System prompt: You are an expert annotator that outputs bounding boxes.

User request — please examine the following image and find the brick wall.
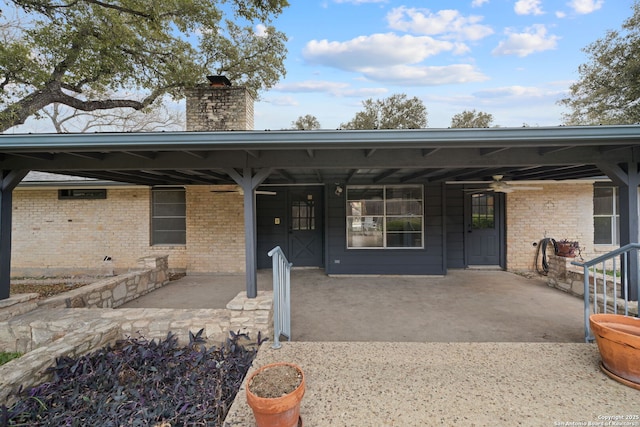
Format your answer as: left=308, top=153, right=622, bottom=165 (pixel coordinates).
left=185, top=85, right=254, bottom=131
left=11, top=187, right=245, bottom=276
left=506, top=182, right=597, bottom=271
left=186, top=186, right=245, bottom=272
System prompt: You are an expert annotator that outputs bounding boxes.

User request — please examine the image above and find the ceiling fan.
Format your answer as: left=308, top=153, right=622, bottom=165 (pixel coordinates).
left=210, top=185, right=277, bottom=195
left=467, top=175, right=542, bottom=193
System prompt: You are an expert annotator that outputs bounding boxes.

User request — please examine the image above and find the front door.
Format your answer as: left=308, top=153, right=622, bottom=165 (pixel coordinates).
left=465, top=192, right=503, bottom=266
left=288, top=188, right=323, bottom=266
left=256, top=186, right=324, bottom=268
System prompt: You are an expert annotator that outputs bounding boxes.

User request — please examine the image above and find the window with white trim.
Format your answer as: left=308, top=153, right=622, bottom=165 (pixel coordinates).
left=346, top=185, right=423, bottom=249
left=594, top=186, right=619, bottom=245
left=151, top=187, right=186, bottom=245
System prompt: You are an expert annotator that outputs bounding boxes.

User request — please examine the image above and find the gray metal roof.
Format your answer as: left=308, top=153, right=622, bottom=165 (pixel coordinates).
left=1, top=125, right=639, bottom=186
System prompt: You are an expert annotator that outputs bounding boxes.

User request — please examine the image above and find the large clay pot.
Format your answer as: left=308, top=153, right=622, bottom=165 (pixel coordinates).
left=246, top=362, right=305, bottom=427
left=590, top=313, right=640, bottom=389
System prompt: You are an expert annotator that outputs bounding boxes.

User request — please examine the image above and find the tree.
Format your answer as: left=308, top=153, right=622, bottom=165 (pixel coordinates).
left=43, top=99, right=185, bottom=133
left=0, top=0, right=288, bottom=133
left=340, top=94, right=427, bottom=130
left=291, top=114, right=320, bottom=130
left=450, top=109, right=494, bottom=128
left=559, top=2, right=640, bottom=125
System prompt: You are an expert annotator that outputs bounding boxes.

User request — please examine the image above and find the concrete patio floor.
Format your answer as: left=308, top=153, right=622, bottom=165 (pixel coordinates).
left=121, top=269, right=640, bottom=425
left=121, top=269, right=585, bottom=342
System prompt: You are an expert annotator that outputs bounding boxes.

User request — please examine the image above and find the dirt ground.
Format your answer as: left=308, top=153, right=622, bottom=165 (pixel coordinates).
left=10, top=272, right=186, bottom=298
left=10, top=280, right=94, bottom=298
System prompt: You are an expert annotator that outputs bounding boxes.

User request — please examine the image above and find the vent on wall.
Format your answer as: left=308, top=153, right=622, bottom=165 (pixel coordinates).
left=58, top=189, right=107, bottom=200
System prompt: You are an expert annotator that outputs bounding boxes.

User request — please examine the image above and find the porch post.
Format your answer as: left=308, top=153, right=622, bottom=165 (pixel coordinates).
left=598, top=161, right=640, bottom=301
left=225, top=168, right=271, bottom=298
left=0, top=170, right=29, bottom=300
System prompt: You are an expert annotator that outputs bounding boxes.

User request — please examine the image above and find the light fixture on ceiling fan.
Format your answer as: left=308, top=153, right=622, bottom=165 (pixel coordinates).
left=464, top=175, right=542, bottom=193
left=488, top=175, right=542, bottom=193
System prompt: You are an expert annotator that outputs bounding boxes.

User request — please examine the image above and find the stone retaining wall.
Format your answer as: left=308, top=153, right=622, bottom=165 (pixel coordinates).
left=546, top=254, right=638, bottom=315
left=0, top=256, right=274, bottom=405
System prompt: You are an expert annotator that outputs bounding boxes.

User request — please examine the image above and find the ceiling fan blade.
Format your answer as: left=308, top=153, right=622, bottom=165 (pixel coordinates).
left=509, top=186, right=542, bottom=191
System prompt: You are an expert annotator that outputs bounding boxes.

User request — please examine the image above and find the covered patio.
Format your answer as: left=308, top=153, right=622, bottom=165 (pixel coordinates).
left=121, top=268, right=585, bottom=343
left=1, top=125, right=640, bottom=300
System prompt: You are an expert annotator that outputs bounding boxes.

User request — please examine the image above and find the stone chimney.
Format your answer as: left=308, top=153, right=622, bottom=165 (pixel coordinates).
left=185, top=76, right=254, bottom=131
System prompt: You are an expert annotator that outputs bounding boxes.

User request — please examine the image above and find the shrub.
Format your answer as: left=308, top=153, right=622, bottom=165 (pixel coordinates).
left=0, top=353, right=21, bottom=366
left=1, top=330, right=265, bottom=426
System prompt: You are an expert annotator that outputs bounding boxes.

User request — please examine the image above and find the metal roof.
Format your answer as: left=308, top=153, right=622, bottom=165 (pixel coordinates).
left=2, top=125, right=639, bottom=186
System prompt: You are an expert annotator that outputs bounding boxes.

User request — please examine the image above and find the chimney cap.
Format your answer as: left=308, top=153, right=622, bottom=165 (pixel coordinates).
left=207, top=75, right=232, bottom=86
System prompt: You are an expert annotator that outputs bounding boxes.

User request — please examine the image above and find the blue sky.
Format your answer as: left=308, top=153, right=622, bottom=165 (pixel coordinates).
left=253, top=0, right=635, bottom=130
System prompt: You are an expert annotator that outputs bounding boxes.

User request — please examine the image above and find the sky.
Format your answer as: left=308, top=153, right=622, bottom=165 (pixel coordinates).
left=252, top=0, right=635, bottom=130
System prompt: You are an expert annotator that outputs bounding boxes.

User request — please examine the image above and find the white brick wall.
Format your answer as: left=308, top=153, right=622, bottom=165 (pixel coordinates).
left=506, top=182, right=598, bottom=271
left=11, top=187, right=246, bottom=276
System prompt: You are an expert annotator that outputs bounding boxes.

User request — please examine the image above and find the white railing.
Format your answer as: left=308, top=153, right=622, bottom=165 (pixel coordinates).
left=268, top=246, right=292, bottom=349
left=572, top=243, right=640, bottom=342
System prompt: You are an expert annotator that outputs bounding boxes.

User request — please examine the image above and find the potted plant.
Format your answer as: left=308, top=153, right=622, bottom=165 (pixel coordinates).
left=246, top=362, right=305, bottom=427
left=555, top=239, right=580, bottom=258
left=589, top=314, right=640, bottom=390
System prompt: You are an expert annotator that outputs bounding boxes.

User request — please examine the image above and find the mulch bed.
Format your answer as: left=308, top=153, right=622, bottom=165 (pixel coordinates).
left=10, top=272, right=186, bottom=298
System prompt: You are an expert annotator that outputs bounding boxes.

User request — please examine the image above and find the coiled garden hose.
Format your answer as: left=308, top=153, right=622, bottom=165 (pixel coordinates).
left=535, top=237, right=557, bottom=275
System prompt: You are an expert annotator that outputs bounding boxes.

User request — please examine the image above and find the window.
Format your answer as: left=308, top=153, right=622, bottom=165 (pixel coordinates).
left=292, top=200, right=315, bottom=231
left=58, top=189, right=106, bottom=200
left=594, top=186, right=619, bottom=245
left=471, top=194, right=495, bottom=229
left=346, top=185, right=423, bottom=249
left=152, top=188, right=186, bottom=245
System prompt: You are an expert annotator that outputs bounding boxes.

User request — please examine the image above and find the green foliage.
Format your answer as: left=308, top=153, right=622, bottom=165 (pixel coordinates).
left=340, top=93, right=428, bottom=130
left=450, top=109, right=494, bottom=128
left=386, top=218, right=421, bottom=231
left=291, top=114, right=321, bottom=130
left=0, top=0, right=289, bottom=132
left=559, top=2, right=640, bottom=125
left=2, top=330, right=265, bottom=425
left=0, top=352, right=21, bottom=365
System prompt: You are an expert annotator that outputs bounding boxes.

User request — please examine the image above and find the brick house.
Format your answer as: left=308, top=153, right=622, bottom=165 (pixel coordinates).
left=1, top=79, right=639, bottom=300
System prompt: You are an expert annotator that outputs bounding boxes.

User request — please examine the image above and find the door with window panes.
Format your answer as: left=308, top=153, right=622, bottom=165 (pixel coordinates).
left=465, top=192, right=502, bottom=266
left=288, top=188, right=323, bottom=266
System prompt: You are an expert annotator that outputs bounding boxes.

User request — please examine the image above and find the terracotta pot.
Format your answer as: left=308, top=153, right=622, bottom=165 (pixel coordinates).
left=589, top=314, right=640, bottom=389
left=246, top=362, right=305, bottom=427
left=556, top=242, right=576, bottom=258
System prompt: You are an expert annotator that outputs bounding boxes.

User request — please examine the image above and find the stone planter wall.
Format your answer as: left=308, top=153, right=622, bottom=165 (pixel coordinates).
left=0, top=255, right=274, bottom=405
left=546, top=254, right=637, bottom=315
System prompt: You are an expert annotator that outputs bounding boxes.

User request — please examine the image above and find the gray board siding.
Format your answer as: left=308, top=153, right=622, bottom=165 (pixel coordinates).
left=446, top=186, right=466, bottom=269
left=325, top=183, right=445, bottom=275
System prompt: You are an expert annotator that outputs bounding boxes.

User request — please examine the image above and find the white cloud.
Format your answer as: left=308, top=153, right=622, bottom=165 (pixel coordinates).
left=274, top=80, right=348, bottom=93
left=474, top=85, right=547, bottom=99
left=492, top=24, right=559, bottom=57
left=262, top=96, right=299, bottom=107
left=567, top=0, right=604, bottom=14
left=471, top=0, right=489, bottom=7
left=255, top=24, right=267, bottom=37
left=303, top=33, right=456, bottom=71
left=361, top=64, right=489, bottom=86
left=273, top=80, right=388, bottom=98
left=555, top=11, right=567, bottom=18
left=386, top=7, right=493, bottom=41
left=514, top=0, right=544, bottom=15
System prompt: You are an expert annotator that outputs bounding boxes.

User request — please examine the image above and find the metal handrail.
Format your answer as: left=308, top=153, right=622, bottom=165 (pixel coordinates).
left=268, top=246, right=292, bottom=349
left=572, top=243, right=640, bottom=342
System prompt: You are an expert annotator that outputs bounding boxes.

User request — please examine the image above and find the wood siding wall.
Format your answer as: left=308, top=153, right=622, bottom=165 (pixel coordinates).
left=325, top=183, right=445, bottom=275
